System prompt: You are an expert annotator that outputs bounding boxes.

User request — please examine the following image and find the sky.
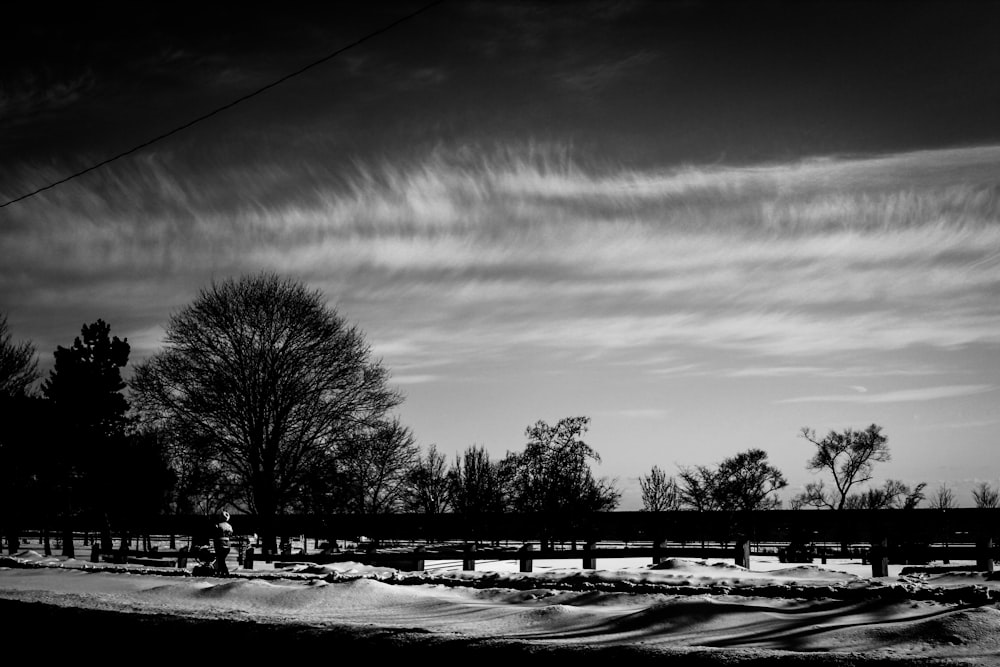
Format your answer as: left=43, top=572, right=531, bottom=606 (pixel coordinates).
left=2, top=1, right=999, bottom=509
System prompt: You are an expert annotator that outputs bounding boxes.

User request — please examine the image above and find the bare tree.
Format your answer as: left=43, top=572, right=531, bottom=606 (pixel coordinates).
left=338, top=418, right=420, bottom=514
left=132, top=273, right=401, bottom=553
left=639, top=465, right=680, bottom=511
left=449, top=445, right=511, bottom=515
left=928, top=483, right=957, bottom=510
left=0, top=314, right=38, bottom=399
left=713, top=449, right=787, bottom=511
left=677, top=464, right=719, bottom=511
left=794, top=424, right=890, bottom=510
left=0, top=316, right=42, bottom=555
left=679, top=450, right=786, bottom=512
left=972, top=482, right=1000, bottom=508
left=844, top=479, right=926, bottom=509
left=507, top=416, right=620, bottom=514
left=406, top=444, right=452, bottom=513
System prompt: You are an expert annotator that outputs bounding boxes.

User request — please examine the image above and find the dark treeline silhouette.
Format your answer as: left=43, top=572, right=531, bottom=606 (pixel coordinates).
left=0, top=275, right=622, bottom=555
left=1, top=317, right=173, bottom=556
left=0, top=274, right=985, bottom=557
left=639, top=425, right=932, bottom=516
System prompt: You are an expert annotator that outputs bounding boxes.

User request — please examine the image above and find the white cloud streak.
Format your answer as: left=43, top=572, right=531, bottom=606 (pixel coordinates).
left=777, top=385, right=996, bottom=404
left=3, top=143, right=1000, bottom=372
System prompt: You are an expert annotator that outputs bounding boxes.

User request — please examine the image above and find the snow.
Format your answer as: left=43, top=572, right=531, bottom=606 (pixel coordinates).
left=3, top=547, right=999, bottom=665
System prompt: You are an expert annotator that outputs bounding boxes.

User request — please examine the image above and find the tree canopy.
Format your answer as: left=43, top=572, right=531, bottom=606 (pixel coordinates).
left=406, top=444, right=452, bottom=514
left=449, top=445, right=511, bottom=515
left=40, top=319, right=133, bottom=553
left=0, top=314, right=38, bottom=399
left=507, top=416, right=620, bottom=515
left=639, top=464, right=680, bottom=512
left=678, top=449, right=786, bottom=512
left=42, top=319, right=130, bottom=436
left=132, top=273, right=402, bottom=551
left=712, top=448, right=787, bottom=511
left=794, top=424, right=891, bottom=510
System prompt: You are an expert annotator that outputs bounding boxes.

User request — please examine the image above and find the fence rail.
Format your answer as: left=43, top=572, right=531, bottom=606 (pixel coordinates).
left=9, top=507, right=991, bottom=539
left=74, top=541, right=1000, bottom=577
left=6, top=508, right=999, bottom=578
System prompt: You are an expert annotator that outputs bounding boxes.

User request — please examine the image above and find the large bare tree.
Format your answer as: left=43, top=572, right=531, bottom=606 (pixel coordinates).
left=132, top=274, right=401, bottom=553
left=793, top=424, right=891, bottom=510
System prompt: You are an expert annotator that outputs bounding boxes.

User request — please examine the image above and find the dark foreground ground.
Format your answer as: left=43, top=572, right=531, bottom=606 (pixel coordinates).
left=2, top=599, right=971, bottom=666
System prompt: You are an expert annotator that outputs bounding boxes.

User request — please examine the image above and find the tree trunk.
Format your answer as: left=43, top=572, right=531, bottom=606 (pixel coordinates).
left=61, top=525, right=75, bottom=558
left=100, top=513, right=113, bottom=554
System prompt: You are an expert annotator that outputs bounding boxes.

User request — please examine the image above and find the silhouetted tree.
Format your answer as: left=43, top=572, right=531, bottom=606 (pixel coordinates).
left=678, top=464, right=719, bottom=511
left=0, top=315, right=40, bottom=553
left=712, top=448, right=787, bottom=511
left=0, top=314, right=38, bottom=399
left=42, top=319, right=131, bottom=555
left=132, top=274, right=401, bottom=554
left=843, top=479, right=926, bottom=509
left=117, top=427, right=177, bottom=547
left=337, top=417, right=419, bottom=514
left=167, top=432, right=241, bottom=516
left=449, top=445, right=510, bottom=515
left=793, top=424, right=891, bottom=510
left=508, top=416, right=620, bottom=516
left=972, top=482, right=1000, bottom=508
left=928, top=483, right=957, bottom=510
left=639, top=465, right=680, bottom=511
left=678, top=450, right=786, bottom=512
left=406, top=444, right=452, bottom=513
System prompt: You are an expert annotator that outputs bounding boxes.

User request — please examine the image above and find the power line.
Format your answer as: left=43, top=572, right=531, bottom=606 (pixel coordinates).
left=1, top=0, right=447, bottom=209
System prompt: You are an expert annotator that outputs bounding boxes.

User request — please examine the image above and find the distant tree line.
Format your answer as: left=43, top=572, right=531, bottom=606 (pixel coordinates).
left=0, top=275, right=620, bottom=556
left=0, top=315, right=169, bottom=557
left=638, top=423, right=953, bottom=514
left=3, top=274, right=998, bottom=558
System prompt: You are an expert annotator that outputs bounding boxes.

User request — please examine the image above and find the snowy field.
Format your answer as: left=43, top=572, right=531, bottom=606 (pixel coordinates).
left=3, top=543, right=999, bottom=665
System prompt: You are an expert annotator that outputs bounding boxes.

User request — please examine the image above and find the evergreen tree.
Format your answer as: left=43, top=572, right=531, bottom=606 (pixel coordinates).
left=42, top=319, right=131, bottom=554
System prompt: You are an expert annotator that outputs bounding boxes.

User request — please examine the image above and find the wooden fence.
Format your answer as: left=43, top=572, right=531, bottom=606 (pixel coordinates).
left=6, top=508, right=999, bottom=577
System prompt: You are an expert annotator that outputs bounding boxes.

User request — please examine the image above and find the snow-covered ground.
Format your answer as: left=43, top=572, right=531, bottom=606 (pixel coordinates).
left=3, top=544, right=999, bottom=665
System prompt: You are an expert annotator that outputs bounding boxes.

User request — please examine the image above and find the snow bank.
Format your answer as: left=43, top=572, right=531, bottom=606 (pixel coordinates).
left=3, top=553, right=1000, bottom=665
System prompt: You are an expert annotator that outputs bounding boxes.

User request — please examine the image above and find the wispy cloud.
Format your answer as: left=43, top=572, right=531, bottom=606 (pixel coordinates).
left=4, top=143, right=1000, bottom=371
left=726, top=364, right=946, bottom=379
left=389, top=374, right=439, bottom=385
left=597, top=408, right=671, bottom=420
left=555, top=51, right=658, bottom=95
left=777, top=385, right=996, bottom=404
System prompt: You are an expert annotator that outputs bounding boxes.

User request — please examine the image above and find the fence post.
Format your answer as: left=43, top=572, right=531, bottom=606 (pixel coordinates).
left=652, top=538, right=667, bottom=566
left=870, top=537, right=889, bottom=577
left=518, top=543, right=534, bottom=573
left=734, top=536, right=750, bottom=569
left=116, top=539, right=128, bottom=565
left=976, top=537, right=994, bottom=573
left=243, top=546, right=254, bottom=570
left=582, top=541, right=596, bottom=569
left=411, top=545, right=426, bottom=572
left=462, top=543, right=476, bottom=571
